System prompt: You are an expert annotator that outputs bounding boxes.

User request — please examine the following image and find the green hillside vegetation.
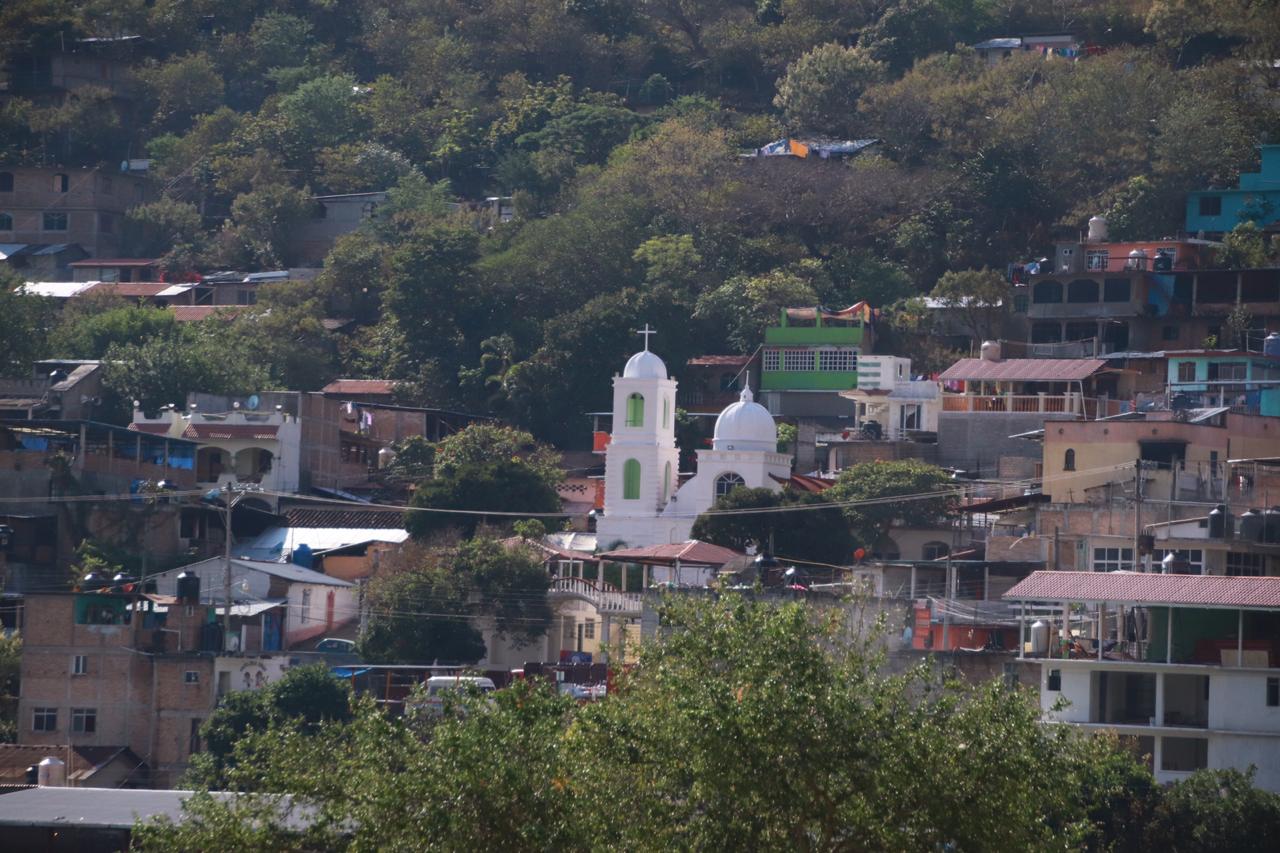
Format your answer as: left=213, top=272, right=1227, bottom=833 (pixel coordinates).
left=1, top=2, right=1279, bottom=443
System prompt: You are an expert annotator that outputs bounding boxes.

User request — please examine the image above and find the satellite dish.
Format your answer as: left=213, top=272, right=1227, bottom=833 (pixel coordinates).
left=246, top=395, right=260, bottom=411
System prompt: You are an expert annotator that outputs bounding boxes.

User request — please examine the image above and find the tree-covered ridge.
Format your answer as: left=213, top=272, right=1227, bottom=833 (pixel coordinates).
left=2, top=1, right=1278, bottom=443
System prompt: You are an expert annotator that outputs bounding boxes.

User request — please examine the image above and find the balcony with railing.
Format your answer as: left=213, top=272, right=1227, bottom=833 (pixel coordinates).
left=941, top=394, right=1128, bottom=419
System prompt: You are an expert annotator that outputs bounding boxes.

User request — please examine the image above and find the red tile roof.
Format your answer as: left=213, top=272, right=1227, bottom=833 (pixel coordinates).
left=939, top=358, right=1107, bottom=383
left=284, top=508, right=405, bottom=529
left=83, top=281, right=172, bottom=298
left=181, top=423, right=278, bottom=440
left=1003, top=570, right=1280, bottom=609
left=597, top=540, right=744, bottom=567
left=686, top=355, right=756, bottom=367
left=170, top=306, right=241, bottom=322
left=128, top=422, right=171, bottom=435
left=0, top=745, right=142, bottom=786
left=321, top=379, right=397, bottom=395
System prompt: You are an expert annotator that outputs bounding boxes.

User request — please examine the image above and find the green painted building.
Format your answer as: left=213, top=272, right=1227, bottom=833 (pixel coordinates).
left=1167, top=351, right=1280, bottom=417
left=760, top=306, right=874, bottom=391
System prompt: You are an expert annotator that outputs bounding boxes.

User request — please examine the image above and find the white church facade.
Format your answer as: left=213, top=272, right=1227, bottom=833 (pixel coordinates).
left=595, top=331, right=792, bottom=549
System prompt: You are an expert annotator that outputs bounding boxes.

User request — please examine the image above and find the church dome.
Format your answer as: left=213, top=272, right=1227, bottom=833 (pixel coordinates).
left=712, top=388, right=777, bottom=452
left=623, top=349, right=668, bottom=379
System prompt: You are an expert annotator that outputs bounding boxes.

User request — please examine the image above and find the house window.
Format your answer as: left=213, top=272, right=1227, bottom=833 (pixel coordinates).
left=1152, top=549, right=1204, bottom=574
left=1198, top=196, right=1222, bottom=217
left=818, top=348, right=856, bottom=372
left=782, top=349, right=813, bottom=372
left=583, top=620, right=595, bottom=640
left=1085, top=250, right=1110, bottom=272
left=1208, top=362, right=1246, bottom=381
left=1063, top=449, right=1076, bottom=471
left=72, top=655, right=87, bottom=675
left=32, top=708, right=57, bottom=732
left=1031, top=322, right=1062, bottom=343
left=714, top=472, right=745, bottom=498
left=762, top=349, right=780, bottom=371
left=1163, top=325, right=1178, bottom=342
left=52, top=173, right=69, bottom=193
left=1226, top=552, right=1266, bottom=576
left=1033, top=280, right=1062, bottom=304
left=189, top=718, right=203, bottom=755
left=1068, top=279, right=1099, bottom=303
left=1161, top=736, right=1208, bottom=772
left=184, top=671, right=200, bottom=684
left=1013, top=293, right=1029, bottom=313
left=71, top=708, right=97, bottom=734
left=0, top=212, right=11, bottom=230
left=42, top=211, right=68, bottom=231
left=301, top=588, right=312, bottom=623
left=236, top=289, right=257, bottom=305
left=922, top=541, right=949, bottom=561
left=899, top=404, right=920, bottom=431
left=0, top=172, right=12, bottom=191
left=1093, top=547, right=1134, bottom=572
left=625, top=393, right=645, bottom=427
left=1176, top=362, right=1196, bottom=382
left=1047, top=669, right=1062, bottom=691
left=1268, top=677, right=1279, bottom=707
left=623, top=459, right=641, bottom=500
left=1103, top=278, right=1131, bottom=302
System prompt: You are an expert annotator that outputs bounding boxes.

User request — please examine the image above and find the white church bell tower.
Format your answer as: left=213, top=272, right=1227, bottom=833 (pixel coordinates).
left=596, top=325, right=682, bottom=549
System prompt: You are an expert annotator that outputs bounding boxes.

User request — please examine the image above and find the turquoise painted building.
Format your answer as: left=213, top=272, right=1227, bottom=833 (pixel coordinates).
left=1185, top=145, right=1280, bottom=237
left=1166, top=352, right=1280, bottom=416
left=760, top=305, right=873, bottom=391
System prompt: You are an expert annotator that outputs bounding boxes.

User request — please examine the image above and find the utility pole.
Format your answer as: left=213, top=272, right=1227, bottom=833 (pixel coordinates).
left=1133, top=458, right=1143, bottom=572
left=222, top=482, right=235, bottom=650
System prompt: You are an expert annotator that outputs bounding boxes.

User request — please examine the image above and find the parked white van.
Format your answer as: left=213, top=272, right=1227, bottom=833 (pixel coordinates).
left=419, top=676, right=497, bottom=716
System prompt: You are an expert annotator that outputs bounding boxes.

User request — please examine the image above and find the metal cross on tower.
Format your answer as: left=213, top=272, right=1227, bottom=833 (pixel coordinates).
left=637, top=323, right=656, bottom=351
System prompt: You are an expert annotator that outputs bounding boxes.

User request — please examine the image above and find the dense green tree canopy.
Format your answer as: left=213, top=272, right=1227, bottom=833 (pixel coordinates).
left=131, top=592, right=1280, bottom=851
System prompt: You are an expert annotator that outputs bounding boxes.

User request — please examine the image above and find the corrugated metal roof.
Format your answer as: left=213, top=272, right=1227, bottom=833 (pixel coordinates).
left=0, top=787, right=308, bottom=831
left=938, top=358, right=1107, bottom=382
left=1003, top=570, right=1280, bottom=609
left=686, top=355, right=754, bottom=367
left=18, top=281, right=98, bottom=298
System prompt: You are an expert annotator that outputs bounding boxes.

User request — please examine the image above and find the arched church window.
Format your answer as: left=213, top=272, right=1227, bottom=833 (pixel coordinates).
left=663, top=461, right=672, bottom=502
left=626, top=393, right=645, bottom=427
left=623, top=459, right=641, bottom=499
left=714, top=472, right=745, bottom=498
left=663, top=396, right=670, bottom=428
left=1063, top=448, right=1076, bottom=471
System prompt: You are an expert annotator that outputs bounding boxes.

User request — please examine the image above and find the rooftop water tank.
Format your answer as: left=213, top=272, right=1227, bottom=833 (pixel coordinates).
left=37, top=757, right=65, bottom=787
left=1029, top=620, right=1050, bottom=656
left=1239, top=508, right=1263, bottom=542
left=980, top=340, right=1002, bottom=362
left=1265, top=332, right=1280, bottom=358
left=176, top=570, right=201, bottom=604
left=1266, top=507, right=1280, bottom=544
left=1208, top=504, right=1232, bottom=539
left=1087, top=215, right=1108, bottom=242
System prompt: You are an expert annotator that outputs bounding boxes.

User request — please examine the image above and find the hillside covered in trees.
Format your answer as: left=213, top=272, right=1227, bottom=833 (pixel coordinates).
left=3, top=1, right=1279, bottom=443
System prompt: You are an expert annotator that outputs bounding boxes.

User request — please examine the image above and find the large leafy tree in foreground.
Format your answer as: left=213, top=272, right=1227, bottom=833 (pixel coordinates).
left=136, top=593, right=1173, bottom=851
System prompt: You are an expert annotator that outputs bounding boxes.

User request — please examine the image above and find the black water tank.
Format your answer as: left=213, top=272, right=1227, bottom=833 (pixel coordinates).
left=81, top=571, right=107, bottom=591
left=1208, top=504, right=1230, bottom=539
left=1267, top=507, right=1280, bottom=544
left=1239, top=508, right=1263, bottom=542
left=176, top=571, right=200, bottom=603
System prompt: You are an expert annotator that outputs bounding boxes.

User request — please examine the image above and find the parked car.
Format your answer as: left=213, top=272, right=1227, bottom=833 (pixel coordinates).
left=418, top=675, right=497, bottom=716
left=314, top=637, right=357, bottom=654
